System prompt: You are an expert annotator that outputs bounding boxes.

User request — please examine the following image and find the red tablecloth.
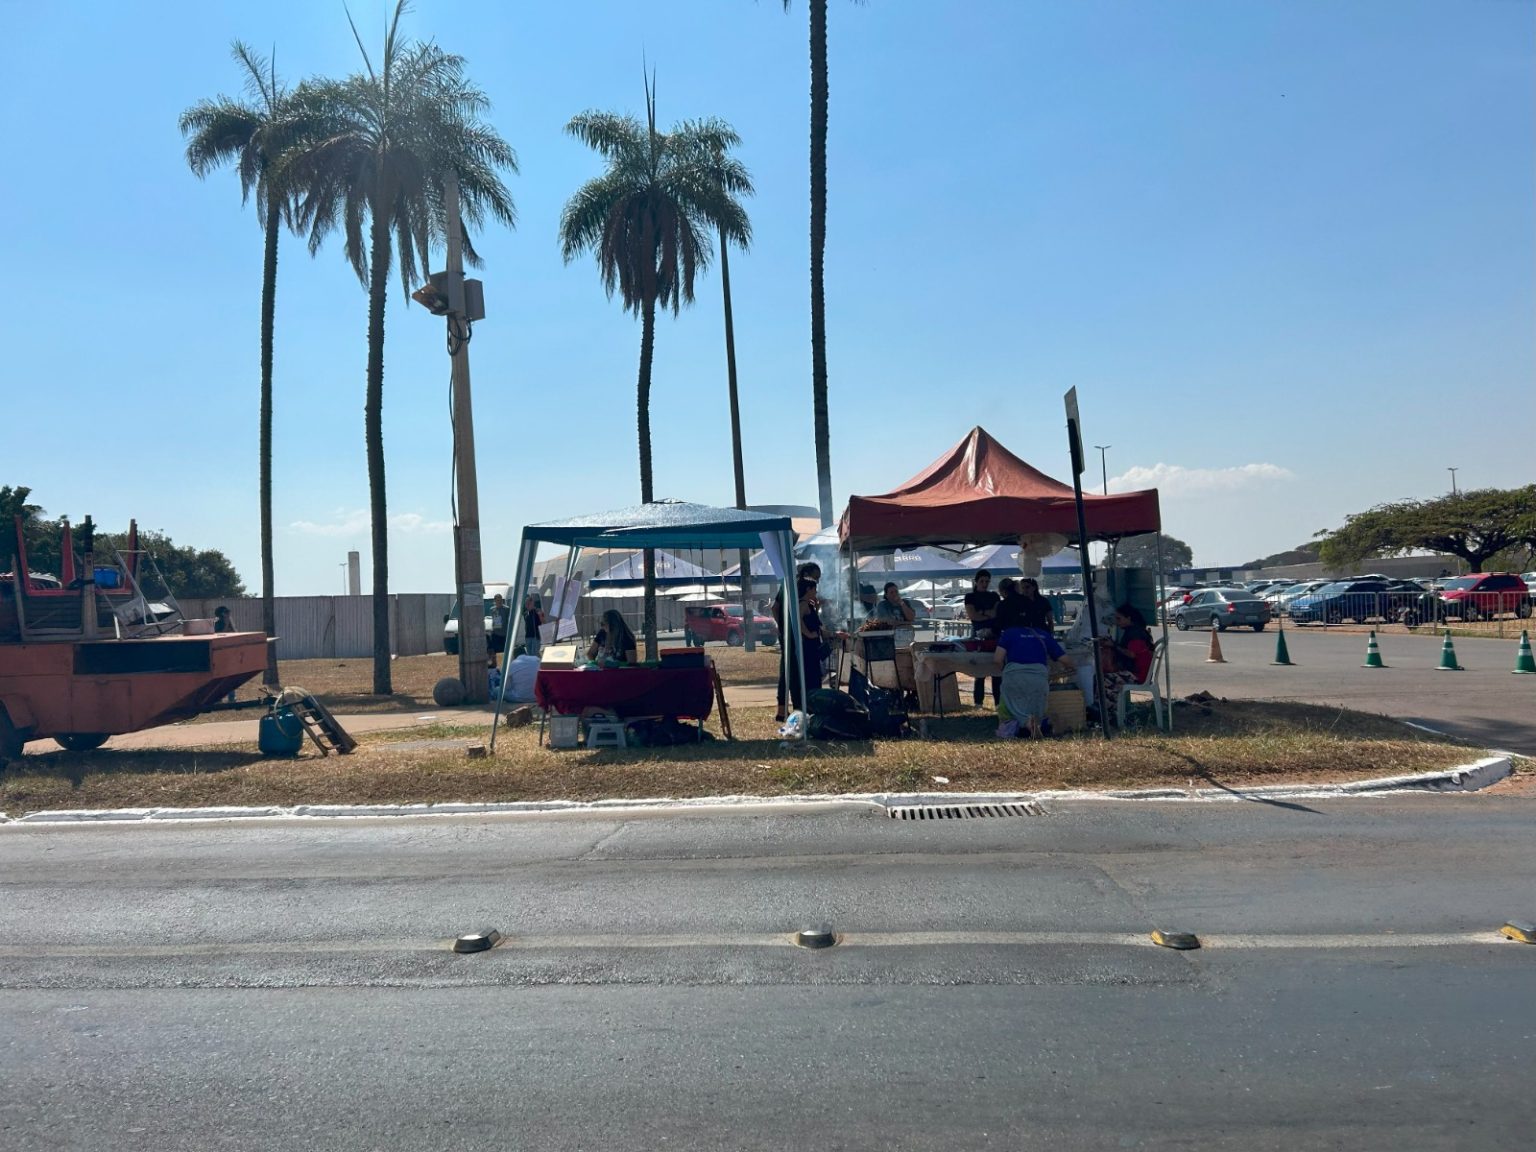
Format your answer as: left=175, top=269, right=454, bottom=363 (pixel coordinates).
left=534, top=667, right=715, bottom=721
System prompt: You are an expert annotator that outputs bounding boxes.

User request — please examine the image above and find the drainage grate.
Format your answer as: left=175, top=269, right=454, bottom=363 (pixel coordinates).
left=886, top=801, right=1045, bottom=820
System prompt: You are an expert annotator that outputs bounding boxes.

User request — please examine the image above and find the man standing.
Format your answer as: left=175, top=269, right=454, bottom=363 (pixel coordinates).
left=488, top=594, right=508, bottom=670
left=963, top=569, right=1001, bottom=706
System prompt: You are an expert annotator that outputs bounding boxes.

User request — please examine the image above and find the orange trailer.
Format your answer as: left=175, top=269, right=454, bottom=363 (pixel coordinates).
left=1, top=515, right=269, bottom=766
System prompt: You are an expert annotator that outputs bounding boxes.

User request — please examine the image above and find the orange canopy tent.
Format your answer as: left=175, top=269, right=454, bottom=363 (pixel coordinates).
left=838, top=426, right=1161, bottom=551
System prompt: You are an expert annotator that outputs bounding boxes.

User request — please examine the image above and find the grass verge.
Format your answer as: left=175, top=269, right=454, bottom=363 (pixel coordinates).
left=0, top=700, right=1491, bottom=817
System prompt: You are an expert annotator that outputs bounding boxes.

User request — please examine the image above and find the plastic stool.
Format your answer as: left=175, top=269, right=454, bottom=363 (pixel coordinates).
left=585, top=721, right=627, bottom=749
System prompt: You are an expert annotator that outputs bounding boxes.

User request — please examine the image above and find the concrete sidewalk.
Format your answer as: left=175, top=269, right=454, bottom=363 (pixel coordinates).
left=71, top=682, right=786, bottom=753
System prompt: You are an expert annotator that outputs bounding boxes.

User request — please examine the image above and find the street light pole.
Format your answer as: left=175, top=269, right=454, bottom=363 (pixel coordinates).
left=1094, top=445, right=1111, bottom=495
left=444, top=172, right=488, bottom=704
left=1447, top=467, right=1459, bottom=496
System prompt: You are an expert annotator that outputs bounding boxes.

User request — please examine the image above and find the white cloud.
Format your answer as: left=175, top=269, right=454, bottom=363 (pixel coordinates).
left=289, top=509, right=451, bottom=537
left=1110, top=462, right=1295, bottom=496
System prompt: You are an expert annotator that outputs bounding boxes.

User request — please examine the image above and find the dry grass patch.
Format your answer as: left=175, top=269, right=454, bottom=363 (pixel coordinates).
left=0, top=699, right=1483, bottom=816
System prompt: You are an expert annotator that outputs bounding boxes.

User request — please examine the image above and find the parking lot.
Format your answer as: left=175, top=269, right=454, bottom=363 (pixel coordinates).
left=1164, top=626, right=1536, bottom=755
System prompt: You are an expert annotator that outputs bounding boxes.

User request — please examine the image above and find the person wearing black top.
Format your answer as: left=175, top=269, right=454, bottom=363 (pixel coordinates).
left=523, top=595, right=545, bottom=658
left=963, top=569, right=1001, bottom=706
left=774, top=562, right=821, bottom=721
left=587, top=610, right=637, bottom=665
left=1016, top=578, right=1056, bottom=632
left=793, top=575, right=827, bottom=713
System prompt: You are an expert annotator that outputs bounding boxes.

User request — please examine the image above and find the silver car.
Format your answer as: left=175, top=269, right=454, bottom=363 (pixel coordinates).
left=1174, top=588, right=1272, bottom=632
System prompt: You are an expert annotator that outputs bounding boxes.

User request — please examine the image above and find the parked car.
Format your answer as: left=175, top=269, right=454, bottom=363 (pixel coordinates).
left=683, top=602, right=778, bottom=647
left=1174, top=589, right=1272, bottom=631
left=1435, top=573, right=1533, bottom=621
left=928, top=595, right=969, bottom=621
left=1288, top=579, right=1417, bottom=625
left=443, top=581, right=511, bottom=655
left=1262, top=580, right=1319, bottom=609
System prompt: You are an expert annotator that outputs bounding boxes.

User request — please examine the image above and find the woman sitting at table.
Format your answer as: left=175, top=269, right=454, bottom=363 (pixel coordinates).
left=867, top=581, right=917, bottom=625
left=1095, top=604, right=1154, bottom=723
left=587, top=609, right=638, bottom=666
left=991, top=623, right=1074, bottom=740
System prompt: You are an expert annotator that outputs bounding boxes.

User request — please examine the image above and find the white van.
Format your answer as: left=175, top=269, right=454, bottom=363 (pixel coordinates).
left=442, top=582, right=512, bottom=655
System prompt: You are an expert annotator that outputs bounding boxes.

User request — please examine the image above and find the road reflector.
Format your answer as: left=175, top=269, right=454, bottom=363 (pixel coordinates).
left=1150, top=929, right=1201, bottom=950
left=1500, top=920, right=1536, bottom=944
left=453, top=928, right=502, bottom=953
left=794, top=927, right=838, bottom=950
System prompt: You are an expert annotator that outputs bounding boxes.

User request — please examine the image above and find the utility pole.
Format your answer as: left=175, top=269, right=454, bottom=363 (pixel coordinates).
left=443, top=172, right=488, bottom=703
left=718, top=219, right=755, bottom=652
left=1094, top=445, right=1112, bottom=495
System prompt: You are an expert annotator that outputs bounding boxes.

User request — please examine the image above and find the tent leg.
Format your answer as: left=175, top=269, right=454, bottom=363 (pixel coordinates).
left=491, top=530, right=536, bottom=752
left=1155, top=532, right=1172, bottom=733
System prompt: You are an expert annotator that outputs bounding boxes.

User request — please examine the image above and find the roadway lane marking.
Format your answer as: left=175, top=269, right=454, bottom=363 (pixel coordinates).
left=0, top=930, right=1514, bottom=959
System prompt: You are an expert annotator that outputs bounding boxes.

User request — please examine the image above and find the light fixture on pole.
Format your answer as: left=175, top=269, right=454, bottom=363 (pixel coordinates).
left=1094, top=445, right=1112, bottom=496
left=1447, top=467, right=1459, bottom=496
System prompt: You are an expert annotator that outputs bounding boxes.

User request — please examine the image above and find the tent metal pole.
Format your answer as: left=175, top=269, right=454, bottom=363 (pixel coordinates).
left=1155, top=530, right=1172, bottom=733
left=491, top=530, right=536, bottom=751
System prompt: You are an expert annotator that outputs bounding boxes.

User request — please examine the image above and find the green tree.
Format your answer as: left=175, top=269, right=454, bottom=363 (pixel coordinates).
left=95, top=529, right=246, bottom=599
left=779, top=0, right=863, bottom=525
left=559, top=83, right=751, bottom=658
left=294, top=0, right=517, bottom=693
left=1116, top=533, right=1193, bottom=571
left=1240, top=543, right=1320, bottom=569
left=2, top=490, right=245, bottom=597
left=1316, top=486, right=1536, bottom=573
left=0, top=486, right=51, bottom=576
left=704, top=142, right=757, bottom=649
left=180, top=42, right=318, bottom=688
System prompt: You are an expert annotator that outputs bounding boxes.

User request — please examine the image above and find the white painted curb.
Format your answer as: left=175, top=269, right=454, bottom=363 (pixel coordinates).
left=0, top=756, right=1515, bottom=827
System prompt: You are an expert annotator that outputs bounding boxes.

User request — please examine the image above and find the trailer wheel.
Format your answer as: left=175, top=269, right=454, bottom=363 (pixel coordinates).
left=54, top=733, right=109, bottom=753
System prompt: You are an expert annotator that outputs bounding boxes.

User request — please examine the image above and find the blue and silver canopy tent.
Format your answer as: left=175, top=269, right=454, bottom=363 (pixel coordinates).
left=957, top=544, right=1081, bottom=576
left=589, top=549, right=718, bottom=587
left=492, top=501, right=805, bottom=740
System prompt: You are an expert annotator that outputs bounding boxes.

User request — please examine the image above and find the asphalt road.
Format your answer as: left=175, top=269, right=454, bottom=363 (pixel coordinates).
left=1161, top=626, right=1536, bottom=754
left=4, top=801, right=1535, bottom=1149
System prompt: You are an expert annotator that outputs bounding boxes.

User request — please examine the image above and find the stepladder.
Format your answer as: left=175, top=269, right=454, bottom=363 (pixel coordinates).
left=291, top=694, right=357, bottom=755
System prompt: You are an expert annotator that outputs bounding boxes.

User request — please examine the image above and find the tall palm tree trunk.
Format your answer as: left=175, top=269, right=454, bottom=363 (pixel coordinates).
left=637, top=292, right=658, bottom=661
left=809, top=0, right=833, bottom=526
left=365, top=211, right=393, bottom=695
left=258, top=197, right=281, bottom=687
left=719, top=230, right=755, bottom=651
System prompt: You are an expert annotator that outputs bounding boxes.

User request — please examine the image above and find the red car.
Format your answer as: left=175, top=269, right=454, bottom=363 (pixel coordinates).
left=683, top=603, right=779, bottom=647
left=1436, top=573, right=1533, bottom=621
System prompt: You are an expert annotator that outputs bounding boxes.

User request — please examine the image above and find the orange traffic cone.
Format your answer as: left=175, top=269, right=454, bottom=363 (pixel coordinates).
left=1206, top=628, right=1226, bottom=663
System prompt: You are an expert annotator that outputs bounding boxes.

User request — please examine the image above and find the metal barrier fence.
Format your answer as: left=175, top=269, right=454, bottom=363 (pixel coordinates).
left=1275, top=588, right=1532, bottom=639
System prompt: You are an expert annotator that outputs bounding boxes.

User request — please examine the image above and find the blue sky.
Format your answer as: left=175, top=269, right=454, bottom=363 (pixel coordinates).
left=1, top=0, right=1530, bottom=594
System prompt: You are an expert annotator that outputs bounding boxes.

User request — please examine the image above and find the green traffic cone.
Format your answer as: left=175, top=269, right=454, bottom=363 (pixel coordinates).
left=1271, top=627, right=1293, bottom=666
left=1362, top=630, right=1386, bottom=668
left=1436, top=629, right=1462, bottom=672
left=1513, top=630, right=1536, bottom=675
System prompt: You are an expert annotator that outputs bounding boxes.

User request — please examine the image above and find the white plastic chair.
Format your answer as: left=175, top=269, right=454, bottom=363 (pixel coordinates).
left=1115, top=637, right=1167, bottom=730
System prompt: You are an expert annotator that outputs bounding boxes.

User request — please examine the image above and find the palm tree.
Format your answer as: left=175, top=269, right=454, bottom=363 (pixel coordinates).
left=559, top=80, right=751, bottom=658
left=293, top=1, right=516, bottom=694
left=780, top=0, right=861, bottom=526
left=705, top=145, right=758, bottom=649
left=180, top=42, right=314, bottom=689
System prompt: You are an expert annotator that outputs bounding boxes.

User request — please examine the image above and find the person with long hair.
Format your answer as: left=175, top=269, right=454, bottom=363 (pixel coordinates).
left=588, top=609, right=637, bottom=665
left=1096, top=603, right=1155, bottom=724
left=774, top=562, right=821, bottom=720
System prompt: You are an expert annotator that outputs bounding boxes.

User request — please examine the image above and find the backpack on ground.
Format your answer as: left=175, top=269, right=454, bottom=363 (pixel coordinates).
left=808, top=710, right=872, bottom=741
